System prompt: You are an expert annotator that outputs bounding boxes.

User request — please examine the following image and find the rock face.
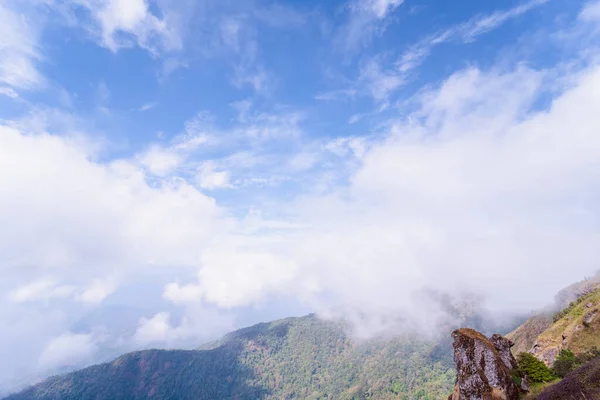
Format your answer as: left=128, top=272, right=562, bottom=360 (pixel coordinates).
left=448, top=328, right=520, bottom=400
left=490, top=334, right=518, bottom=371
left=583, top=309, right=598, bottom=325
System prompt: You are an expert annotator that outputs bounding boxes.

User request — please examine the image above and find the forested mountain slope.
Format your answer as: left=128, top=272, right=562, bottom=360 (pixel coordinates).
left=4, top=315, right=456, bottom=400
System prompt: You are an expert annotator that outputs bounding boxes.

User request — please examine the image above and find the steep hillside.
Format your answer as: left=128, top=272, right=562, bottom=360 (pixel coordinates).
left=506, top=313, right=553, bottom=356
left=529, top=288, right=600, bottom=366
left=504, top=277, right=600, bottom=399
left=553, top=274, right=600, bottom=310
left=507, top=273, right=600, bottom=358
left=4, top=315, right=456, bottom=400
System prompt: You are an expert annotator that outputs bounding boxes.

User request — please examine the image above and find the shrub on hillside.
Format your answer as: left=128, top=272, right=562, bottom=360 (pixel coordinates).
left=517, top=353, right=556, bottom=383
left=552, top=349, right=579, bottom=378
left=576, top=346, right=600, bottom=364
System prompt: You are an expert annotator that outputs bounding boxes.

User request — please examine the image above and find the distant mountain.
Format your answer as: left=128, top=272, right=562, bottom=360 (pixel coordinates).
left=4, top=314, right=457, bottom=400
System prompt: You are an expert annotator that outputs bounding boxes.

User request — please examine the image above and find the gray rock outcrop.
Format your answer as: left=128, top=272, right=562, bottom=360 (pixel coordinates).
left=448, top=328, right=520, bottom=400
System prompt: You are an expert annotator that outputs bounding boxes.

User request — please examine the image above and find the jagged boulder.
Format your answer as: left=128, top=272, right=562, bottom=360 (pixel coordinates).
left=490, top=334, right=518, bottom=371
left=448, top=328, right=520, bottom=400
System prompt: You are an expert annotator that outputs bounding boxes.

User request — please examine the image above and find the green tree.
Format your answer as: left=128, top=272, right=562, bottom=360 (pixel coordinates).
left=517, top=353, right=556, bottom=383
left=552, top=349, right=579, bottom=378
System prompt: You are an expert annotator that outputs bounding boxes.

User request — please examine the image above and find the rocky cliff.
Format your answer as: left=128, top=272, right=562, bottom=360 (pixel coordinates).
left=448, top=328, right=521, bottom=400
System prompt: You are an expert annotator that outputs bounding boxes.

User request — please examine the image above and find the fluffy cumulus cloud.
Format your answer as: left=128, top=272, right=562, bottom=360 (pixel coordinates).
left=0, top=125, right=224, bottom=389
left=162, top=60, right=600, bottom=334
left=196, top=162, right=232, bottom=190
left=0, top=127, right=219, bottom=275
left=165, top=245, right=298, bottom=308
left=137, top=144, right=183, bottom=176
left=133, top=308, right=235, bottom=347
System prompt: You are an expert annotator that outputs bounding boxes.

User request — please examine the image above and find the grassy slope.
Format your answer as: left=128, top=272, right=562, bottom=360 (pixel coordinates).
left=513, top=284, right=600, bottom=399
left=506, top=313, right=553, bottom=356
left=531, top=288, right=600, bottom=364
left=508, top=274, right=600, bottom=358
left=4, top=315, right=455, bottom=400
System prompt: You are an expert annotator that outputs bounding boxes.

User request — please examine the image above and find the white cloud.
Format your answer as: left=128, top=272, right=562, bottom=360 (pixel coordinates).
left=0, top=125, right=219, bottom=279
left=324, top=136, right=370, bottom=158
left=76, top=277, right=118, bottom=304
left=241, top=111, right=304, bottom=141
left=361, top=0, right=404, bottom=19
left=336, top=0, right=404, bottom=53
left=10, top=277, right=117, bottom=305
left=0, top=3, right=44, bottom=90
left=167, top=60, right=600, bottom=335
left=0, top=124, right=223, bottom=389
left=137, top=144, right=183, bottom=176
left=214, top=13, right=275, bottom=94
left=397, top=0, right=549, bottom=76
left=133, top=309, right=235, bottom=347
left=288, top=152, right=319, bottom=172
left=70, top=0, right=182, bottom=54
left=137, top=102, right=157, bottom=112
left=232, top=65, right=273, bottom=94
left=134, top=107, right=304, bottom=188
left=338, top=0, right=550, bottom=104
left=580, top=0, right=600, bottom=22
left=38, top=333, right=97, bottom=369
left=457, top=0, right=549, bottom=42
left=133, top=312, right=171, bottom=345
left=165, top=246, right=298, bottom=309
left=3, top=0, right=600, bottom=391
left=163, top=282, right=203, bottom=304
left=196, top=162, right=232, bottom=190
left=0, top=86, right=19, bottom=98
left=9, top=280, right=74, bottom=303
left=359, top=57, right=405, bottom=103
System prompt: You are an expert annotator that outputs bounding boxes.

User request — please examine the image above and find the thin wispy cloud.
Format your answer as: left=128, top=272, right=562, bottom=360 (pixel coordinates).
left=345, top=0, right=552, bottom=105
left=69, top=0, right=183, bottom=54
left=397, top=0, right=550, bottom=76
left=0, top=3, right=45, bottom=90
left=136, top=102, right=157, bottom=112
left=334, top=0, right=405, bottom=54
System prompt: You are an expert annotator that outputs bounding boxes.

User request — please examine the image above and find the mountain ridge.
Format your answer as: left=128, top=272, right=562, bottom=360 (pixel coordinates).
left=10, top=275, right=600, bottom=400
left=4, top=314, right=456, bottom=400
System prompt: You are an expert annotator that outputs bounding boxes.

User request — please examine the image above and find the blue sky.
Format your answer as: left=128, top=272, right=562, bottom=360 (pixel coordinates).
left=2, top=0, right=600, bottom=394
left=2, top=0, right=580, bottom=208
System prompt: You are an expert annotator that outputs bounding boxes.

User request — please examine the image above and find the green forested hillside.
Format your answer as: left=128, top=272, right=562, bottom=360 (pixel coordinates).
left=5, top=315, right=455, bottom=400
